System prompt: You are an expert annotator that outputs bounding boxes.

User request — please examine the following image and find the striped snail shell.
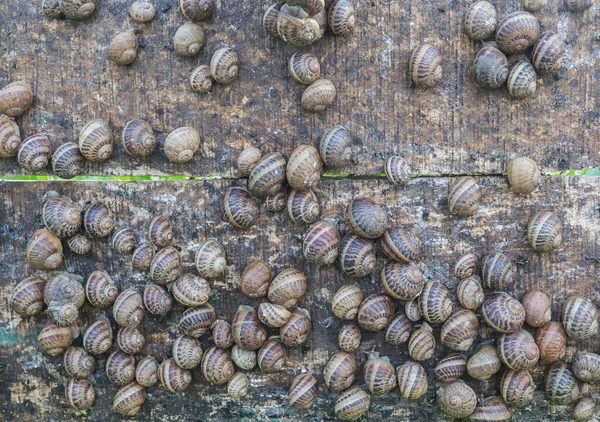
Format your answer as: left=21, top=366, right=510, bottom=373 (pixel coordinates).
left=268, top=268, right=307, bottom=308
left=536, top=321, right=567, bottom=364
left=149, top=246, right=181, bottom=285
left=481, top=252, right=514, bottom=290
left=565, top=0, right=596, bottom=11
left=26, top=229, right=63, bottom=270
left=179, top=0, right=213, bottom=21
left=419, top=281, right=453, bottom=325
left=340, top=234, right=376, bottom=278
left=338, top=324, right=361, bottom=352
left=286, top=145, right=322, bottom=191
left=64, top=346, right=96, bottom=378
left=38, top=324, right=77, bottom=356
left=43, top=271, right=85, bottom=308
left=364, top=351, right=397, bottom=396
left=506, top=156, right=541, bottom=194
left=231, top=345, right=256, bottom=370
left=132, top=242, right=154, bottom=272
left=109, top=31, right=138, bottom=66
left=572, top=351, right=600, bottom=384
left=11, top=275, right=46, bottom=317
left=148, top=215, right=173, bottom=248
left=448, top=176, right=481, bottom=217
left=117, top=326, right=145, bottom=355
left=464, top=1, right=497, bottom=41
left=129, top=0, right=155, bottom=22
left=18, top=133, right=52, bottom=172
left=469, top=396, right=512, bottom=422
left=474, top=44, right=509, bottom=89
left=457, top=276, right=484, bottom=310
left=440, top=309, right=479, bottom=351
left=280, top=308, right=311, bottom=346
left=467, top=344, right=502, bottom=381
left=113, top=289, right=144, bottom=328
left=331, top=284, right=363, bottom=320
left=65, top=378, right=95, bottom=411
left=346, top=197, right=388, bottom=239
left=85, top=271, right=118, bottom=308
left=136, top=356, right=158, bottom=387
left=211, top=47, right=240, bottom=84
left=545, top=362, right=580, bottom=405
left=106, top=350, right=136, bottom=386
left=481, top=292, right=525, bottom=333
left=228, top=372, right=249, bottom=401
left=500, top=369, right=534, bottom=408
left=385, top=156, right=411, bottom=186
left=289, top=373, right=318, bottom=409
left=0, top=80, right=33, bottom=117
left=257, top=339, right=286, bottom=372
left=172, top=335, right=203, bottom=370
left=434, top=353, right=467, bottom=384
left=381, top=262, right=424, bottom=300
left=409, top=44, right=443, bottom=89
left=231, top=305, right=268, bottom=351
left=164, top=126, right=201, bottom=164
left=436, top=381, right=477, bottom=419
left=190, top=65, right=213, bottom=93
left=303, top=221, right=340, bottom=265
left=201, top=346, right=235, bottom=385
left=562, top=296, right=599, bottom=341
left=408, top=322, right=436, bottom=361
left=301, top=78, right=336, bottom=112
left=258, top=302, right=291, bottom=328
left=67, top=233, right=92, bottom=255
left=455, top=252, right=477, bottom=280
left=405, top=298, right=422, bottom=322
left=122, top=119, right=156, bottom=160
left=266, top=189, right=287, bottom=213
left=158, top=359, right=192, bottom=393
left=237, top=146, right=262, bottom=177
left=527, top=211, right=562, bottom=252
left=222, top=187, right=259, bottom=228
left=519, top=0, right=548, bottom=11
left=497, top=329, right=539, bottom=371
left=396, top=362, right=428, bottom=400
left=507, top=59, right=537, bottom=99
left=574, top=398, right=597, bottom=421
left=42, top=197, right=81, bottom=239
left=287, top=0, right=323, bottom=15
left=142, top=284, right=173, bottom=315
left=289, top=52, right=321, bottom=85
left=173, top=22, right=205, bottom=57
left=179, top=303, right=216, bottom=337
left=195, top=238, right=226, bottom=279
left=248, top=152, right=287, bottom=198
left=241, top=258, right=272, bottom=299
left=324, top=351, right=356, bottom=391
left=212, top=319, right=234, bottom=349
left=113, top=382, right=146, bottom=416
left=84, top=202, right=114, bottom=238
left=379, top=226, right=421, bottom=263
left=357, top=293, right=394, bottom=331
left=319, top=125, right=351, bottom=168
left=52, top=142, right=85, bottom=179
left=83, top=318, right=112, bottom=355
left=78, top=119, right=113, bottom=162
left=263, top=3, right=282, bottom=37
left=59, top=0, right=98, bottom=19
left=47, top=302, right=79, bottom=327
left=521, top=290, right=551, bottom=328
left=334, top=387, right=370, bottom=421
left=288, top=189, right=320, bottom=224
left=276, top=5, right=320, bottom=46
left=0, top=116, right=20, bottom=158
left=328, top=0, right=355, bottom=36
left=111, top=227, right=136, bottom=255
left=495, top=11, right=540, bottom=55
left=43, top=0, right=63, bottom=18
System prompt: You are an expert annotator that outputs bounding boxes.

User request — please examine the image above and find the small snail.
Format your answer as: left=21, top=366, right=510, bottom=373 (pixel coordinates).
left=286, top=145, right=322, bottom=191
left=495, top=11, right=540, bottom=55
left=258, top=302, right=291, bottom=328
left=18, top=134, right=52, bottom=172
left=545, top=362, right=580, bottom=405
left=190, top=65, right=213, bottom=93
left=528, top=211, right=562, bottom=252
left=164, top=126, right=201, bottom=164
left=67, top=233, right=92, bottom=255
left=42, top=196, right=82, bottom=239
left=26, top=229, right=63, bottom=271
left=574, top=398, right=597, bottom=421
left=268, top=268, right=307, bottom=308
left=405, top=297, right=421, bottom=322
left=43, top=0, right=63, bottom=18
left=38, top=324, right=77, bottom=356
left=303, top=221, right=340, bottom=265
left=519, top=0, right=548, bottom=11
left=78, top=119, right=113, bottom=162
left=0, top=80, right=33, bottom=117
left=179, top=303, right=216, bottom=337
left=276, top=5, right=321, bottom=46
left=280, top=308, right=311, bottom=346
left=464, top=1, right=497, bottom=41
left=174, top=23, right=205, bottom=57
left=346, top=197, right=388, bottom=239
left=231, top=345, right=256, bottom=370
left=457, top=275, right=484, bottom=310
left=334, top=387, right=370, bottom=421
left=467, top=344, right=501, bottom=381
left=148, top=215, right=173, bottom=248
left=113, top=289, right=144, bottom=328
left=117, top=327, right=145, bottom=355
left=328, top=0, right=355, bottom=36
left=83, top=318, right=112, bottom=355
left=52, top=142, right=85, bottom=179
left=129, top=0, right=155, bottom=22
left=500, top=369, right=534, bottom=407
left=340, top=234, right=376, bottom=277
left=448, top=176, right=481, bottom=217
left=331, top=284, right=363, bottom=320
left=481, top=252, right=514, bottom=290
left=113, top=382, right=146, bottom=416
left=440, top=309, right=479, bottom=351
left=201, top=346, right=234, bottom=385
left=408, top=322, right=436, bottom=361
left=572, top=351, right=600, bottom=383
left=179, top=0, right=213, bottom=21
left=0, top=116, right=21, bottom=158
left=65, top=378, right=95, bottom=411
left=419, top=281, right=453, bottom=325
left=222, top=187, right=259, bottom=228
left=59, top=0, right=98, bottom=19
left=237, top=146, right=262, bottom=177
left=385, top=156, right=411, bottom=186
left=289, top=52, right=321, bottom=84
left=288, top=189, right=320, bottom=224
left=172, top=335, right=203, bottom=370
left=562, top=296, right=599, bottom=341
left=231, top=305, right=267, bottom=351
left=106, top=350, right=136, bottom=386
left=84, top=202, right=114, bottom=238
left=319, top=125, right=352, bottom=168
left=434, top=353, right=467, bottom=384
left=109, top=31, right=139, bottom=66
left=11, top=276, right=46, bottom=317
left=409, top=44, right=443, bottom=89
left=396, top=362, right=428, bottom=400
left=565, top=0, right=596, bottom=11
left=212, top=319, right=234, bottom=349
left=257, top=339, right=286, bottom=372
left=536, top=321, right=567, bottom=364
left=532, top=31, right=565, bottom=74
left=112, top=227, right=136, bottom=255
left=474, top=44, right=509, bottom=89
left=132, top=242, right=154, bottom=271
left=158, top=359, right=192, bottom=393
left=263, top=3, right=282, bottom=38
left=142, top=284, right=173, bottom=315
left=521, top=291, right=551, bottom=327
left=301, top=79, right=336, bottom=112
left=470, top=397, right=512, bottom=422
left=364, top=351, right=397, bottom=396
left=507, top=59, right=537, bottom=99
left=241, top=258, right=272, bottom=298
left=381, top=262, right=424, bottom=301
left=288, top=374, right=318, bottom=409
left=195, top=238, right=226, bottom=279
left=228, top=373, right=249, bottom=401
left=149, top=246, right=181, bottom=285
left=481, top=292, right=525, bottom=333
left=324, top=351, right=356, bottom=391
left=338, top=324, right=361, bottom=352
left=122, top=119, right=156, bottom=159
left=436, top=382, right=477, bottom=419
left=506, top=156, right=541, bottom=194
left=64, top=346, right=96, bottom=378
left=266, top=189, right=287, bottom=212
left=248, top=152, right=287, bottom=198
left=357, top=293, right=394, bottom=332
left=498, top=329, right=539, bottom=371
left=210, top=47, right=239, bottom=84
left=379, top=226, right=421, bottom=263
left=85, top=271, right=118, bottom=308
left=136, top=356, right=158, bottom=387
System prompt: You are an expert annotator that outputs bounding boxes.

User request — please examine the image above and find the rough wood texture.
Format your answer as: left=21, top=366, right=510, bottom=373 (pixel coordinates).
left=0, top=1, right=599, bottom=177
left=1, top=176, right=599, bottom=421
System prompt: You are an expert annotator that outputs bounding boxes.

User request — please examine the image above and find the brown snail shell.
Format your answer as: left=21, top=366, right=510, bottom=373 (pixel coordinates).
left=0, top=116, right=21, bottom=158
left=179, top=303, right=216, bottom=337
left=396, top=362, right=428, bottom=400
left=59, top=0, right=97, bottom=19
left=190, top=65, right=213, bottom=93
left=109, top=31, right=138, bottom=66
left=79, top=119, right=113, bottom=162
left=301, top=79, right=336, bottom=112
left=132, top=242, right=154, bottom=271
left=409, top=44, right=443, bottom=89
left=357, top=293, right=394, bottom=332
left=179, top=0, right=212, bottom=21
left=258, top=302, right=291, bottom=328
left=474, top=45, right=509, bottom=89
left=440, top=309, right=479, bottom=351
left=0, top=80, right=33, bottom=117
left=574, top=398, right=597, bottom=421
left=212, top=319, right=234, bottom=349
left=136, top=356, right=158, bottom=387
left=419, top=281, right=453, bottom=325
left=268, top=268, right=307, bottom=308
left=467, top=344, right=502, bottom=381
left=222, top=187, right=259, bottom=228
left=64, top=346, right=96, bottom=378
left=257, top=339, right=286, bottom=372
left=83, top=319, right=112, bottom=355
left=84, top=202, right=114, bottom=238
left=495, top=11, right=540, bottom=55
left=328, top=0, right=355, bottom=36
left=42, top=197, right=82, bottom=239
left=464, top=1, right=497, bottom=41
left=545, top=362, right=580, bottom=405
left=280, top=308, right=311, bottom=346
left=408, top=323, right=436, bottom=361
left=47, top=302, right=79, bottom=327
left=111, top=227, right=136, bottom=255
left=173, top=273, right=210, bottom=306
left=201, top=346, right=234, bottom=385
left=500, top=369, right=534, bottom=407
left=289, top=52, right=321, bottom=85
left=149, top=246, right=181, bottom=285
left=481, top=253, right=515, bottom=290
left=106, top=350, right=136, bottom=386
left=26, top=229, right=63, bottom=271
left=562, top=296, right=599, bottom=341
left=331, top=284, right=363, bottom=320
left=277, top=5, right=320, bottom=46
left=164, top=126, right=201, bottom=164
left=470, top=396, right=511, bottom=422
left=38, top=324, right=77, bottom=356
left=86, top=271, right=118, bottom=308
left=174, top=22, right=205, bottom=57
left=122, top=119, right=156, bottom=159
left=319, top=125, right=352, bottom=168
left=334, top=386, right=370, bottom=421
left=113, top=382, right=146, bottom=416
left=521, top=291, right=551, bottom=328
left=405, top=298, right=422, bottom=322
left=158, top=359, right=192, bottom=393
left=288, top=189, right=320, bottom=224
left=481, top=292, right=525, bottom=333
left=340, top=234, right=376, bottom=277
left=113, top=289, right=144, bottom=328
left=338, top=324, right=361, bottom=352
left=65, top=378, right=95, bottom=410
left=437, top=381, right=477, bottom=419
left=324, top=351, right=356, bottom=391
left=565, top=0, right=595, bottom=11
left=497, top=329, right=539, bottom=371
left=195, top=238, right=226, bottom=279
left=231, top=345, right=256, bottom=370
left=303, top=221, right=340, bottom=265
left=148, top=215, right=173, bottom=248
left=381, top=262, right=424, bottom=300
left=457, top=275, right=485, bottom=310
left=43, top=0, right=63, bottom=18
left=173, top=335, right=203, bottom=370
left=385, top=156, right=411, bottom=186
left=67, top=233, right=92, bottom=255
left=43, top=272, right=85, bottom=309
left=507, top=59, right=537, bottom=99
left=528, top=211, right=562, bottom=253
left=241, top=258, right=272, bottom=299
left=364, top=351, right=397, bottom=396
left=228, top=372, right=249, bottom=401
left=52, top=142, right=85, bottom=179
left=536, top=321, right=567, bottom=364
left=248, top=152, right=287, bottom=198
left=346, top=197, right=388, bottom=239
left=210, top=47, right=239, bottom=84
left=286, top=145, right=322, bottom=190
left=142, top=284, right=173, bottom=315
left=231, top=305, right=268, bottom=351
left=18, top=134, right=52, bottom=172
left=379, top=226, right=421, bottom=263
left=572, top=351, right=600, bottom=383
left=11, top=275, right=46, bottom=317
left=448, top=176, right=481, bottom=217
left=434, top=353, right=467, bottom=384
left=237, top=146, right=262, bottom=177
left=289, top=374, right=318, bottom=409
left=129, top=0, right=155, bottom=22
left=506, top=156, right=541, bottom=194
left=117, top=327, right=145, bottom=355
left=266, top=189, right=287, bottom=213
left=263, top=3, right=282, bottom=37
left=287, top=0, right=323, bottom=15
left=520, top=0, right=548, bottom=11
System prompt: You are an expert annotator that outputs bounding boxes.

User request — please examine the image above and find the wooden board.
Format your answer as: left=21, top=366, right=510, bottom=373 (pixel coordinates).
left=0, top=1, right=599, bottom=178
left=1, top=176, right=599, bottom=421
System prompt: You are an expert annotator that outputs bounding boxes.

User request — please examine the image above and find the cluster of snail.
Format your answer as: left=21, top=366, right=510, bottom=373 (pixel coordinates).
left=288, top=53, right=337, bottom=112
left=42, top=0, right=101, bottom=20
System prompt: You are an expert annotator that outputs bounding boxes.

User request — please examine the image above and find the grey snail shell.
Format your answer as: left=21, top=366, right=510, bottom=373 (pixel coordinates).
left=248, top=152, right=287, bottom=198
left=565, top=0, right=596, bottom=11
left=474, top=45, right=509, bottom=89
left=527, top=211, right=562, bottom=253
left=164, top=126, right=201, bottom=164
left=67, top=233, right=92, bottom=255
left=148, top=215, right=173, bottom=248
left=117, top=327, right=146, bottom=355
left=84, top=202, right=114, bottom=238
left=519, top=0, right=548, bottom=11
left=64, top=346, right=96, bottom=378
left=106, top=350, right=136, bottom=386
left=111, top=227, right=136, bottom=255
left=59, top=0, right=98, bottom=20
left=26, top=229, right=63, bottom=271
left=212, top=320, right=234, bottom=349
left=132, top=242, right=154, bottom=272
left=301, top=79, right=336, bottom=112
left=143, top=284, right=173, bottom=315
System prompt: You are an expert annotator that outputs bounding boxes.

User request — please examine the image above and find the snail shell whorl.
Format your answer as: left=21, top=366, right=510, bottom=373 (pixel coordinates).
left=132, top=242, right=155, bottom=271
left=52, top=142, right=85, bottom=179
left=301, top=78, right=336, bottom=112
left=85, top=271, right=118, bottom=308
left=535, top=322, right=567, bottom=364
left=436, top=382, right=477, bottom=419
left=65, top=378, right=95, bottom=410
left=211, top=47, right=239, bottom=84
left=448, top=176, right=481, bottom=217
left=396, top=362, right=428, bottom=400
left=331, top=284, right=363, bottom=320
left=122, top=119, right=156, bottom=159
left=357, top=293, right=394, bottom=332
left=380, top=262, right=424, bottom=300
left=495, top=11, right=540, bottom=55
left=334, top=387, right=371, bottom=421
left=179, top=0, right=213, bottom=21
left=78, top=119, right=113, bottom=162
left=222, top=187, right=259, bottom=228
left=289, top=52, right=321, bottom=85
left=545, top=362, right=580, bottom=405
left=409, top=44, right=443, bottom=89
left=464, top=1, right=497, bottom=41
left=11, top=276, right=46, bottom=317
left=527, top=211, right=562, bottom=252
left=109, top=31, right=139, bottom=66
left=248, top=152, right=287, bottom=198
left=418, top=281, right=453, bottom=324
left=0, top=117, right=21, bottom=158
left=507, top=59, right=537, bottom=99
left=26, top=229, right=63, bottom=270
left=83, top=319, right=113, bottom=355
left=240, top=258, right=272, bottom=299
left=562, top=295, right=599, bottom=341
left=346, top=197, right=389, bottom=239
left=0, top=80, right=33, bottom=117
left=106, top=350, right=136, bottom=386
left=113, top=382, right=146, bottom=416
left=500, top=369, right=534, bottom=408
left=440, top=309, right=479, bottom=351
left=327, top=0, right=355, bottom=36
left=324, top=351, right=356, bottom=391
left=474, top=46, right=509, bottom=89
left=288, top=189, right=320, bottom=225
left=434, top=353, right=467, bottom=383
left=129, top=0, right=156, bottom=22
left=158, top=359, right=192, bottom=393
left=18, top=134, right=52, bottom=172
left=179, top=303, right=216, bottom=337
left=339, top=234, right=376, bottom=278
left=481, top=292, right=525, bottom=333
left=303, top=221, right=340, bottom=266
left=268, top=268, right=307, bottom=309
left=83, top=202, right=114, bottom=238
left=42, top=197, right=82, bottom=239
left=174, top=22, right=205, bottom=57
left=136, top=356, right=159, bottom=387
left=149, top=246, right=182, bottom=285
left=506, top=156, right=541, bottom=194
left=64, top=346, right=96, bottom=378
left=113, top=289, right=144, bottom=328
left=469, top=396, right=512, bottom=422
left=195, top=238, right=226, bottom=279
left=319, top=125, right=352, bottom=168
left=288, top=374, right=318, bottom=409
left=164, top=126, right=201, bottom=164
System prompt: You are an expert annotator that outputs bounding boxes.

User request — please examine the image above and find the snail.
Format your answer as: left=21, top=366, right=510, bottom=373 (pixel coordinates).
left=562, top=296, right=599, bottom=341
left=338, top=324, right=361, bottom=352
left=43, top=0, right=63, bottom=18
left=495, top=11, right=540, bottom=55
left=26, top=229, right=63, bottom=271
left=324, top=351, right=356, bottom=391
left=331, top=284, right=363, bottom=320
left=113, top=382, right=146, bottom=416
left=396, top=362, right=428, bottom=400
left=65, top=378, right=95, bottom=410
left=122, top=119, right=156, bottom=159
left=474, top=44, right=509, bottom=89
left=409, top=44, right=443, bottom=89
left=67, top=233, right=92, bottom=255
left=380, top=262, right=424, bottom=300
left=148, top=215, right=173, bottom=248
left=78, top=119, right=113, bottom=162
left=286, top=145, right=323, bottom=190
left=440, top=309, right=479, bottom=351
left=385, top=156, right=411, bottom=186
left=464, top=1, right=497, bottom=41
left=521, top=291, right=551, bottom=327
left=17, top=133, right=52, bottom=172
left=328, top=0, right=355, bottom=36
left=174, top=22, right=205, bottom=57
left=500, top=369, right=534, bottom=407
left=287, top=0, right=323, bottom=15
left=11, top=276, right=46, bottom=317
left=339, top=234, right=376, bottom=277
left=136, top=356, right=159, bottom=387
left=574, top=398, right=597, bottom=421
left=248, top=152, right=287, bottom=198
left=190, top=65, right=213, bottom=93
left=83, top=318, right=112, bottom=355
left=257, top=339, right=286, bottom=372
left=149, top=246, right=181, bottom=285
left=84, top=202, right=114, bottom=238
left=0, top=80, right=33, bottom=117
left=497, top=329, right=539, bottom=371
left=481, top=252, right=514, bottom=290
left=263, top=3, right=282, bottom=38
left=172, top=335, right=203, bottom=370
left=210, top=47, right=239, bottom=84
left=434, top=353, right=467, bottom=384
left=164, top=126, right=201, bottom=163
left=117, top=327, right=145, bottom=354
left=545, top=362, right=580, bottom=405
left=536, top=321, right=567, bottom=364
left=481, top=292, right=525, bottom=333
left=42, top=196, right=82, bottom=239
left=467, top=344, right=502, bottom=381
left=405, top=297, right=421, bottom=322
left=267, top=268, right=307, bottom=308
left=222, top=187, right=259, bottom=228
left=241, top=258, right=272, bottom=299
left=379, top=226, right=421, bottom=263
left=43, top=272, right=85, bottom=312
left=231, top=305, right=268, bottom=351
left=303, top=221, right=340, bottom=265
left=527, top=211, right=562, bottom=252
left=231, top=345, right=257, bottom=370
left=572, top=351, right=600, bottom=383
left=448, top=176, right=481, bottom=217
left=212, top=319, right=234, bottom=349
left=277, top=5, right=321, bottom=46
left=85, top=271, right=118, bottom=308
left=132, top=242, right=155, bottom=272
left=470, top=397, right=512, bottom=422
left=288, top=374, right=318, bottom=409
left=59, top=0, right=97, bottom=19
left=301, top=79, right=336, bottom=112
left=266, top=189, right=287, bottom=212
left=111, top=227, right=136, bottom=255
left=364, top=351, right=397, bottom=396
left=280, top=308, right=311, bottom=346
left=113, top=289, right=144, bottom=328
left=289, top=52, right=321, bottom=84
left=419, top=281, right=453, bottom=324
left=288, top=189, right=320, bottom=224
left=142, top=284, right=173, bottom=315
left=237, top=146, right=262, bottom=177
left=565, top=0, right=596, bottom=11
left=179, top=303, right=216, bottom=337
left=0, top=116, right=21, bottom=158
left=109, top=31, right=139, bottom=66
left=201, top=346, right=234, bottom=385
left=408, top=322, right=436, bottom=361
left=228, top=373, right=249, bottom=401
left=258, top=302, right=291, bottom=328
left=507, top=59, right=537, bottom=99
left=64, top=346, right=96, bottom=378
left=195, top=238, right=226, bottom=279
left=436, top=381, right=477, bottom=419
left=179, top=0, right=213, bottom=21
left=357, top=293, right=394, bottom=331
left=38, top=324, right=78, bottom=356
left=334, top=387, right=370, bottom=421
left=519, top=0, right=548, bottom=11
left=346, top=197, right=388, bottom=239
left=52, top=142, right=85, bottom=179
left=506, top=156, right=541, bottom=194
left=457, top=275, right=484, bottom=310
left=319, top=125, right=352, bottom=168
left=384, top=313, right=411, bottom=346
left=129, top=0, right=155, bottom=22
left=106, top=350, right=136, bottom=386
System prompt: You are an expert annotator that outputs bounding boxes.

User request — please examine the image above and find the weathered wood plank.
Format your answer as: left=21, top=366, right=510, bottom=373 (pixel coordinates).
left=0, top=176, right=599, bottom=421
left=0, top=1, right=599, bottom=177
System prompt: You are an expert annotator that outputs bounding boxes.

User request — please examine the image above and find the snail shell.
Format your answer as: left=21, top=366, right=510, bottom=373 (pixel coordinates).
left=436, top=381, right=477, bottom=419
left=148, top=215, right=173, bottom=248
left=106, top=350, right=136, bottom=386
left=179, top=303, right=216, bottom=337
left=237, top=146, right=262, bottom=177
left=338, top=324, right=361, bottom=352
left=562, top=296, right=599, bottom=341
left=328, top=0, right=355, bottom=36
left=43, top=0, right=64, bottom=18
left=331, top=284, right=363, bottom=320
left=18, top=134, right=52, bottom=172
left=231, top=345, right=256, bottom=370
left=248, top=152, right=287, bottom=198
left=257, top=339, right=286, bottom=372
left=174, top=22, right=205, bottom=57
left=263, top=2, right=282, bottom=37
left=266, top=189, right=287, bottom=212
left=83, top=319, right=112, bottom=355
left=277, top=5, right=320, bottom=46
left=136, top=356, right=158, bottom=387
left=111, top=227, right=136, bottom=255
left=408, top=323, right=436, bottom=361
left=319, top=125, right=352, bottom=168
left=84, top=202, right=114, bottom=238
left=122, top=119, right=156, bottom=159
left=381, top=262, right=424, bottom=300
left=521, top=291, right=551, bottom=328
left=149, top=246, right=181, bottom=285
left=232, top=305, right=268, bottom=351
left=303, top=221, right=340, bottom=265
left=85, top=271, right=118, bottom=308
left=173, top=335, right=203, bottom=370
left=52, top=142, right=85, bottom=179
left=195, top=238, right=226, bottom=279
left=474, top=45, right=509, bottom=89
left=228, top=373, right=249, bottom=401
left=158, top=359, right=192, bottom=393
left=448, top=176, right=481, bottom=217
left=379, top=226, right=421, bottom=263
left=418, top=281, right=453, bottom=325
left=78, top=119, right=113, bottom=162
left=42, top=197, right=82, bottom=239
left=531, top=31, right=565, bottom=74
left=38, top=324, right=77, bottom=356
left=457, top=275, right=485, bottom=310
left=117, top=327, right=145, bottom=355
left=545, top=362, right=580, bottom=405
left=210, top=319, right=233, bottom=349
left=43, top=272, right=85, bottom=309
left=440, top=309, right=479, bottom=351
left=286, top=145, right=322, bottom=190
left=334, top=387, right=370, bottom=421
left=536, top=321, right=567, bottom=364
left=357, top=293, right=394, bottom=332
left=210, top=47, right=239, bottom=84
left=172, top=274, right=210, bottom=306
left=240, top=258, right=272, bottom=299
left=268, top=268, right=307, bottom=308
left=409, top=44, right=443, bottom=89
left=179, top=0, right=212, bottom=21
left=67, top=233, right=92, bottom=255
left=113, top=289, right=144, bottom=328
left=258, top=302, right=291, bottom=328
left=132, top=242, right=154, bottom=271
left=280, top=308, right=311, bottom=346
left=507, top=59, right=537, bottom=99
left=464, top=1, right=497, bottom=41
left=324, top=351, right=356, bottom=391
left=495, top=11, right=540, bottom=55
left=287, top=0, right=323, bottom=15
left=520, top=0, right=548, bottom=11
left=289, top=52, right=321, bottom=85
left=164, top=126, right=200, bottom=164
left=113, top=382, right=146, bottom=416
left=481, top=292, right=525, bottom=333
left=506, top=156, right=541, bottom=194
left=497, top=329, right=539, bottom=371
left=129, top=0, right=155, bottom=22
left=528, top=211, right=562, bottom=253
left=222, top=187, right=259, bottom=228
left=396, top=362, right=428, bottom=400
left=500, top=369, right=534, bottom=407
left=301, top=78, right=336, bottom=112
left=434, top=353, right=467, bottom=384
left=11, top=276, right=46, bottom=317
left=385, top=156, right=411, bottom=186
left=0, top=116, right=21, bottom=158
left=467, top=344, right=501, bottom=381
left=65, top=378, right=95, bottom=410
left=0, top=80, right=33, bottom=117
left=59, top=0, right=97, bottom=19
left=346, top=197, right=389, bottom=239
left=64, top=346, right=96, bottom=378
left=481, top=253, right=514, bottom=290
left=289, top=374, right=318, bottom=409
left=201, top=346, right=235, bottom=385
left=565, top=0, right=595, bottom=11
left=26, top=229, right=63, bottom=271
left=47, top=302, right=79, bottom=327
left=364, top=351, right=397, bottom=396
left=190, top=65, right=213, bottom=93
left=574, top=398, right=597, bottom=421
left=470, top=396, right=512, bottom=422
left=288, top=189, right=320, bottom=225
left=340, top=234, right=376, bottom=277
left=142, top=284, right=173, bottom=315
left=405, top=297, right=422, bottom=322
left=573, top=351, right=600, bottom=383
left=109, top=31, right=138, bottom=66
